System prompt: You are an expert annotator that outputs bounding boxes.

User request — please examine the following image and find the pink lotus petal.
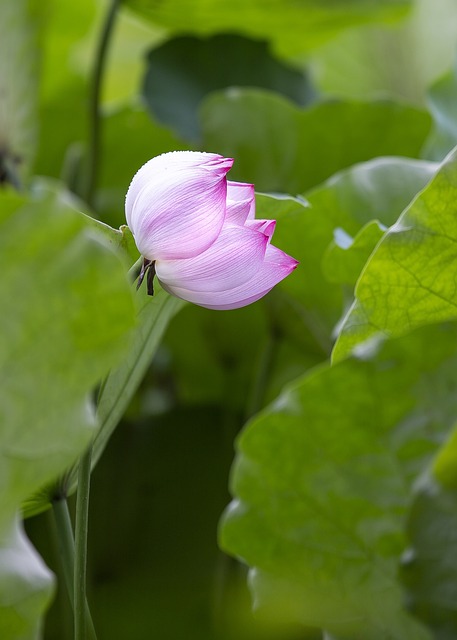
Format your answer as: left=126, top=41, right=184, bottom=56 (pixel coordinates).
left=126, top=153, right=233, bottom=260
left=246, top=219, right=276, bottom=240
left=159, top=244, right=299, bottom=309
left=126, top=151, right=232, bottom=228
left=155, top=225, right=269, bottom=293
left=226, top=181, right=255, bottom=224
left=227, top=181, right=255, bottom=203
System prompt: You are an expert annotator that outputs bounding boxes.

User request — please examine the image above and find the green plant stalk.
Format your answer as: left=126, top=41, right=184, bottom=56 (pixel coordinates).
left=85, top=0, right=121, bottom=206
left=47, top=506, right=73, bottom=640
left=52, top=498, right=98, bottom=640
left=74, top=446, right=93, bottom=640
left=52, top=499, right=76, bottom=604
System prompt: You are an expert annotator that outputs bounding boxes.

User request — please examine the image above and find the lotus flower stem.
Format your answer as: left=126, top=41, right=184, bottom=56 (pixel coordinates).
left=74, top=445, right=94, bottom=640
left=52, top=498, right=98, bottom=639
left=85, top=0, right=120, bottom=206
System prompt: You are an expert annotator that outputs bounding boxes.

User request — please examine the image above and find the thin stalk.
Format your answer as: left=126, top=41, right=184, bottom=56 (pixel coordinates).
left=74, top=446, right=93, bottom=640
left=47, top=507, right=73, bottom=640
left=85, top=0, right=120, bottom=206
left=128, top=256, right=143, bottom=282
left=52, top=498, right=98, bottom=640
left=52, top=499, right=77, bottom=604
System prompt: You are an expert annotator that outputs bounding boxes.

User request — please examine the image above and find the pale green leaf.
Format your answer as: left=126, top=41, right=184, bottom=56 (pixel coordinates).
left=0, top=184, right=135, bottom=635
left=201, top=90, right=431, bottom=193
left=254, top=160, right=437, bottom=344
left=124, top=0, right=411, bottom=58
left=333, top=147, right=457, bottom=362
left=305, top=157, right=438, bottom=232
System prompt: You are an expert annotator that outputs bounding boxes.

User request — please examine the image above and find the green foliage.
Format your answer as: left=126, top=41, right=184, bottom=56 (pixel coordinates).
left=221, top=322, right=457, bottom=639
left=97, top=104, right=189, bottom=228
left=124, top=0, right=412, bottom=57
left=0, top=518, right=52, bottom=640
left=423, top=59, right=457, bottom=160
left=402, top=481, right=457, bottom=639
left=201, top=90, right=431, bottom=193
left=310, top=0, right=457, bottom=106
left=142, top=34, right=315, bottom=141
left=0, top=184, right=135, bottom=633
left=333, top=148, right=457, bottom=361
left=0, top=0, right=41, bottom=183
left=323, top=221, right=386, bottom=286
left=70, top=286, right=185, bottom=489
left=33, top=0, right=96, bottom=182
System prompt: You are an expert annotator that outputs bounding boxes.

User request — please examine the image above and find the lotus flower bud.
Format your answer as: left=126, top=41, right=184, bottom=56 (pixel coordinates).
left=126, top=151, right=298, bottom=310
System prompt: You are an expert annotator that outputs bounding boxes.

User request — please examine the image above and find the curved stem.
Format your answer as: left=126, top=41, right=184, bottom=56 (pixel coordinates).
left=85, top=0, right=121, bottom=206
left=74, top=446, right=93, bottom=640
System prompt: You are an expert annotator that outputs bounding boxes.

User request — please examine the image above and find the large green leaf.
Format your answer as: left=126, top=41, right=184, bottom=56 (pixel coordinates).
left=0, top=185, right=135, bottom=635
left=400, top=409, right=457, bottom=637
left=124, top=0, right=411, bottom=58
left=322, top=221, right=387, bottom=287
left=0, top=0, right=41, bottom=183
left=401, top=480, right=457, bottom=639
left=332, top=147, right=457, bottom=362
left=201, top=90, right=431, bottom=193
left=155, top=164, right=434, bottom=418
left=253, top=159, right=437, bottom=344
left=254, top=193, right=340, bottom=342
left=305, top=157, right=438, bottom=231
left=142, top=34, right=315, bottom=141
left=221, top=322, right=457, bottom=639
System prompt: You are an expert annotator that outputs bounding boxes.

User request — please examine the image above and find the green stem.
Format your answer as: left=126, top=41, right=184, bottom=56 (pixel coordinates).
left=85, top=0, right=121, bottom=206
left=52, top=498, right=98, bottom=640
left=52, top=499, right=76, bottom=604
left=128, top=256, right=143, bottom=281
left=74, top=446, right=93, bottom=640
left=47, top=506, right=73, bottom=640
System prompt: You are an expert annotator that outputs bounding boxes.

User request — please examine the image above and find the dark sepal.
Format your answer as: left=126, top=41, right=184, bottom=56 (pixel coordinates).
left=136, top=258, right=156, bottom=296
